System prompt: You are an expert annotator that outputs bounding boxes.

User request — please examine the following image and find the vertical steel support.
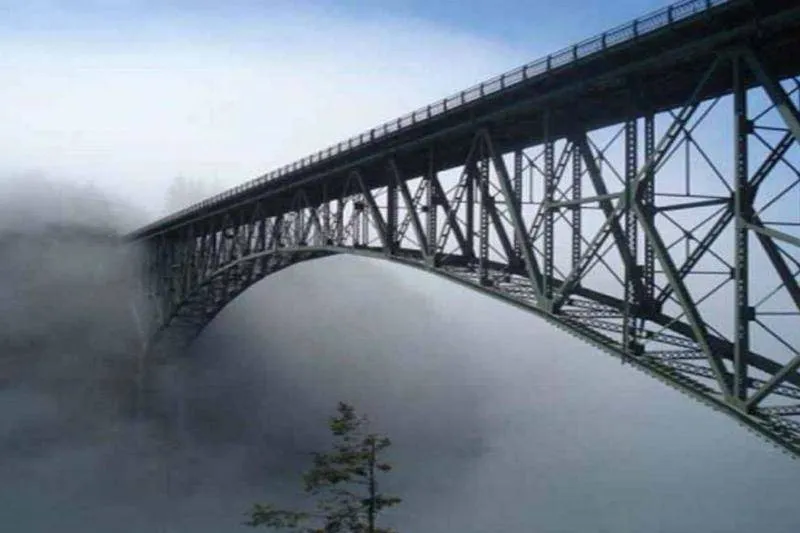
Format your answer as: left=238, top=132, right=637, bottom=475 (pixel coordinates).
left=176, top=228, right=186, bottom=302
left=353, top=199, right=362, bottom=247
left=180, top=230, right=189, bottom=299
left=195, top=224, right=206, bottom=280
left=513, top=150, right=523, bottom=266
left=733, top=54, right=751, bottom=402
left=643, top=113, right=656, bottom=307
left=310, top=204, right=321, bottom=247
left=188, top=224, right=198, bottom=295
left=236, top=212, right=245, bottom=257
left=295, top=207, right=304, bottom=246
left=166, top=235, right=177, bottom=313
left=259, top=214, right=267, bottom=253
left=322, top=183, right=331, bottom=245
left=173, top=231, right=183, bottom=305
left=466, top=161, right=475, bottom=261
left=571, top=141, right=582, bottom=272
left=478, top=151, right=490, bottom=284
left=426, top=149, right=438, bottom=266
left=208, top=223, right=218, bottom=272
left=273, top=214, right=283, bottom=250
left=624, top=119, right=639, bottom=358
left=361, top=195, right=369, bottom=247
left=543, top=114, right=555, bottom=305
left=336, top=198, right=344, bottom=246
left=222, top=218, right=232, bottom=264
left=242, top=211, right=252, bottom=256
left=153, top=237, right=163, bottom=318
left=387, top=180, right=397, bottom=254
left=163, top=235, right=172, bottom=319
left=207, top=221, right=216, bottom=278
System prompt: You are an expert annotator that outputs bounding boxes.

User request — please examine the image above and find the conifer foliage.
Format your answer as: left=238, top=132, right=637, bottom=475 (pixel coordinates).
left=246, top=402, right=401, bottom=532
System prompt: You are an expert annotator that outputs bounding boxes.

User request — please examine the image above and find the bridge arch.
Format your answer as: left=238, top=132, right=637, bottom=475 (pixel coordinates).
left=138, top=242, right=800, bottom=459
left=131, top=1, right=800, bottom=456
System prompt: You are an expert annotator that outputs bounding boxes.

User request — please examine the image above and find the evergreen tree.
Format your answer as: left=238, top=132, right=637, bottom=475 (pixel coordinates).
left=246, top=402, right=401, bottom=532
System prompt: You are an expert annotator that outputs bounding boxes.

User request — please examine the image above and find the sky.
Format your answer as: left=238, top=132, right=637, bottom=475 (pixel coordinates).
left=0, top=0, right=670, bottom=222
left=0, top=1, right=798, bottom=532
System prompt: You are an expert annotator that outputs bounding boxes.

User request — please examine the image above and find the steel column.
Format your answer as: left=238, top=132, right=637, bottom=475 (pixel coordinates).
left=733, top=53, right=751, bottom=402
left=543, top=114, right=555, bottom=305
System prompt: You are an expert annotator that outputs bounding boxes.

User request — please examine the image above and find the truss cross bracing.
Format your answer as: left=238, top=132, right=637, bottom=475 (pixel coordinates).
left=128, top=0, right=800, bottom=457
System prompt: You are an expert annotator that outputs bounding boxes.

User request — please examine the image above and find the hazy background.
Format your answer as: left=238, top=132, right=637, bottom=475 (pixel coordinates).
left=1, top=1, right=798, bottom=532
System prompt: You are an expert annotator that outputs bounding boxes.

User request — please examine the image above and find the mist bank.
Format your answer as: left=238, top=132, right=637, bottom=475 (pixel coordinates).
left=1, top=177, right=798, bottom=532
left=0, top=178, right=498, bottom=532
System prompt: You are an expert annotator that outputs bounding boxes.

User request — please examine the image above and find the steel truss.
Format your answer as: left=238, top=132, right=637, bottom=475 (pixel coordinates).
left=135, top=46, right=800, bottom=457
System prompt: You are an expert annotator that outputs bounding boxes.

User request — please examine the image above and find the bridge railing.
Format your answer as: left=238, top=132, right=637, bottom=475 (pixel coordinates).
left=139, top=0, right=730, bottom=236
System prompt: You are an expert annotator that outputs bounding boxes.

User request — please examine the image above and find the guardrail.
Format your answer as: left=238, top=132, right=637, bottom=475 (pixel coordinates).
left=138, top=0, right=731, bottom=236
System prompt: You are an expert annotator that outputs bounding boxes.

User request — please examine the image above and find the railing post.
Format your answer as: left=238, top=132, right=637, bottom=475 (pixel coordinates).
left=667, top=5, right=673, bottom=23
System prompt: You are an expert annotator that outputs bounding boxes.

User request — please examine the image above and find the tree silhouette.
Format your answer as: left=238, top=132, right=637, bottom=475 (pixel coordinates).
left=246, top=402, right=401, bottom=532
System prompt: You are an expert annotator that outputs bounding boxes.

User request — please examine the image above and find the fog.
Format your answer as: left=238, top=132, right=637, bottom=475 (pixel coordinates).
left=2, top=1, right=799, bottom=530
left=1, top=181, right=798, bottom=533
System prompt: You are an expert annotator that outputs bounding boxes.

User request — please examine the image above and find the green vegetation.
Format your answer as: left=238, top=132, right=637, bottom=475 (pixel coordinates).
left=246, top=402, right=401, bottom=532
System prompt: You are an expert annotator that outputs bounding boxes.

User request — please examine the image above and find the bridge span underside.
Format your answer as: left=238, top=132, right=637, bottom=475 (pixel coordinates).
left=130, top=0, right=800, bottom=456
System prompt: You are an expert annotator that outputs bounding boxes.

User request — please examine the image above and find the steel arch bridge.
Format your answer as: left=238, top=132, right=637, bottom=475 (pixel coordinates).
left=128, top=0, right=800, bottom=457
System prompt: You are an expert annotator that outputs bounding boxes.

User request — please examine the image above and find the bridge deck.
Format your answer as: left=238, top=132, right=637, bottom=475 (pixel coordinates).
left=130, top=0, right=800, bottom=239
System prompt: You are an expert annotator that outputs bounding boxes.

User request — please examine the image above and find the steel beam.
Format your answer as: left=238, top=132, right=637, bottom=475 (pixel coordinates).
left=390, top=158, right=428, bottom=257
left=573, top=132, right=646, bottom=306
left=634, top=200, right=733, bottom=398
left=485, top=132, right=544, bottom=299
left=743, top=48, right=800, bottom=145
left=543, top=115, right=555, bottom=304
left=425, top=149, right=438, bottom=265
left=733, top=53, right=751, bottom=402
left=352, top=170, right=389, bottom=250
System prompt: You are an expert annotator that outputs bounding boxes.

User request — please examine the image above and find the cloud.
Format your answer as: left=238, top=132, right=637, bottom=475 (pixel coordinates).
left=0, top=8, right=529, bottom=530
left=0, top=180, right=506, bottom=532
left=0, top=4, right=524, bottom=223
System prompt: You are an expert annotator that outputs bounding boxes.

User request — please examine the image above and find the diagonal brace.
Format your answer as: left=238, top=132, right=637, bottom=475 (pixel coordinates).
left=430, top=175, right=470, bottom=256
left=634, top=201, right=733, bottom=398
left=747, top=355, right=800, bottom=410
left=352, top=170, right=389, bottom=249
left=483, top=131, right=545, bottom=299
left=743, top=48, right=800, bottom=146
left=389, top=158, right=428, bottom=257
left=573, top=133, right=647, bottom=305
left=657, top=131, right=794, bottom=306
left=750, top=215, right=800, bottom=314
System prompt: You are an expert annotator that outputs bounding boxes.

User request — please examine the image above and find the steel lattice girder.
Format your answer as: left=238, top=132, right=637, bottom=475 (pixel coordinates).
left=130, top=24, right=800, bottom=456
